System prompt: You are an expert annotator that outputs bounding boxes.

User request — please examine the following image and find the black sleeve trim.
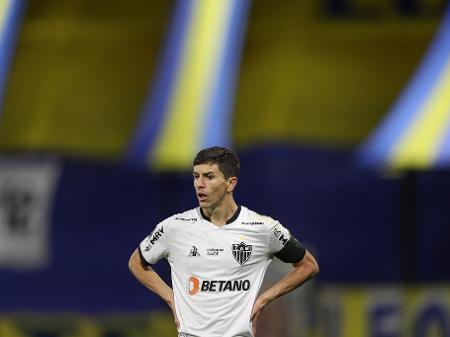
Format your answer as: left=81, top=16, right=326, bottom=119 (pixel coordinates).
left=138, top=246, right=152, bottom=266
left=274, top=236, right=306, bottom=263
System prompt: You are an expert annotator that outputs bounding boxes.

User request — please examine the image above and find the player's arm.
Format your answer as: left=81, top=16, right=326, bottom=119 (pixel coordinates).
left=128, top=248, right=179, bottom=327
left=256, top=248, right=319, bottom=305
left=251, top=233, right=319, bottom=335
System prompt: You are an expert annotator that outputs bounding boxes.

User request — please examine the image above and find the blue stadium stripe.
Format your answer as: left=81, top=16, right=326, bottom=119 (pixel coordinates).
left=358, top=5, right=450, bottom=167
left=0, top=0, right=25, bottom=120
left=435, top=112, right=450, bottom=167
left=200, top=0, right=251, bottom=149
left=126, top=0, right=193, bottom=166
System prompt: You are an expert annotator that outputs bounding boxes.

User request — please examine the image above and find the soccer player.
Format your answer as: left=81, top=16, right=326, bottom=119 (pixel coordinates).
left=129, top=146, right=319, bottom=337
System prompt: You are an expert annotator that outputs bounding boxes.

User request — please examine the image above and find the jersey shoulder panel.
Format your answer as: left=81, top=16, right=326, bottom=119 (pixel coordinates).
left=242, top=206, right=292, bottom=254
left=139, top=208, right=198, bottom=265
left=241, top=206, right=279, bottom=231
left=158, top=208, right=199, bottom=229
left=171, top=208, right=200, bottom=226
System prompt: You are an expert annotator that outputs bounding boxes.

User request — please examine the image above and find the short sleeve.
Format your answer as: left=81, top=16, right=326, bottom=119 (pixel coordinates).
left=139, top=220, right=170, bottom=265
left=268, top=221, right=292, bottom=254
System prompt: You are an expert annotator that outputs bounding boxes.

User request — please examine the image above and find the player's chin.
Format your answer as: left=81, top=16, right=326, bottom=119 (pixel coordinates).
left=197, top=199, right=209, bottom=207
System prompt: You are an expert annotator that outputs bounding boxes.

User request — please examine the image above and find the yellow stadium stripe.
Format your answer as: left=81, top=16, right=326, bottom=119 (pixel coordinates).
left=390, top=57, right=450, bottom=169
left=341, top=288, right=367, bottom=337
left=0, top=0, right=11, bottom=28
left=151, top=0, right=232, bottom=170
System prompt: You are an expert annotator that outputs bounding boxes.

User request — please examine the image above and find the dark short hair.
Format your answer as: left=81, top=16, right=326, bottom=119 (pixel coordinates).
left=193, top=146, right=240, bottom=179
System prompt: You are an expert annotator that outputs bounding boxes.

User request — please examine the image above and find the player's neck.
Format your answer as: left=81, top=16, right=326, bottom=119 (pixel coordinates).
left=201, top=198, right=238, bottom=227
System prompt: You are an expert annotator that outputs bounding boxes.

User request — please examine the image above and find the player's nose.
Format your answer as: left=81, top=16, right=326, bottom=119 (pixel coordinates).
left=194, top=177, right=205, bottom=189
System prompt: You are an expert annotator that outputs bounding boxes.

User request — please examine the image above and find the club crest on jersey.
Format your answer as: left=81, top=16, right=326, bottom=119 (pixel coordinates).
left=232, top=242, right=252, bottom=265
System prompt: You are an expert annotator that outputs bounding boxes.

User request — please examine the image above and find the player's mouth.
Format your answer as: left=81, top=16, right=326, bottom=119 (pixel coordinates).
left=197, top=193, right=207, bottom=201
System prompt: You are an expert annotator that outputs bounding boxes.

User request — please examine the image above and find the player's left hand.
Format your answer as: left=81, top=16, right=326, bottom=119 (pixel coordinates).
left=250, top=296, right=268, bottom=336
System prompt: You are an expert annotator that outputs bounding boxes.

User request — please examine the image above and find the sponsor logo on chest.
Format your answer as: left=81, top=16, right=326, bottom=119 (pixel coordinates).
left=186, top=246, right=225, bottom=257
left=206, top=248, right=224, bottom=256
left=188, top=276, right=251, bottom=295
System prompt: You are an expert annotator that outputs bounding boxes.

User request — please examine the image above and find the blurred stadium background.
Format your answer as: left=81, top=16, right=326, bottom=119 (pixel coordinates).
left=0, top=0, right=449, bottom=336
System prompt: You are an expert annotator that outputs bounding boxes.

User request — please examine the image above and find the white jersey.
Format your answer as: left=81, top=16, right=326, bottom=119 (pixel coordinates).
left=139, top=206, right=292, bottom=337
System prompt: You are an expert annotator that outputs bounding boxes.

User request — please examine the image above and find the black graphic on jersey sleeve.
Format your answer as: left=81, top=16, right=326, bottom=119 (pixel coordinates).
left=138, top=222, right=169, bottom=265
left=268, top=222, right=291, bottom=253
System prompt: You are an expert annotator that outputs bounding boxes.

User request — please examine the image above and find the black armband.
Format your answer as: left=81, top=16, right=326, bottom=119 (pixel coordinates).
left=274, top=236, right=306, bottom=263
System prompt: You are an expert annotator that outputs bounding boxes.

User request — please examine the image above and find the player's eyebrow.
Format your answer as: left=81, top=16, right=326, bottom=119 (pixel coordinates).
left=202, top=171, right=215, bottom=176
left=193, top=170, right=215, bottom=175
left=193, top=170, right=216, bottom=176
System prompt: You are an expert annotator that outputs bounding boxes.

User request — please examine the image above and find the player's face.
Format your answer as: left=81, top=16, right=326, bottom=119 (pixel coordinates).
left=193, top=163, right=234, bottom=209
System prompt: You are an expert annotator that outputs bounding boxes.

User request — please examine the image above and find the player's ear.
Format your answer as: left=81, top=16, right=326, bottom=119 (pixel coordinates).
left=227, top=176, right=238, bottom=192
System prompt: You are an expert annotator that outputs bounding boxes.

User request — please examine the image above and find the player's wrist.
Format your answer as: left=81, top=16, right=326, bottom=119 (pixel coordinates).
left=164, top=296, right=173, bottom=306
left=165, top=293, right=175, bottom=307
left=259, top=292, right=273, bottom=306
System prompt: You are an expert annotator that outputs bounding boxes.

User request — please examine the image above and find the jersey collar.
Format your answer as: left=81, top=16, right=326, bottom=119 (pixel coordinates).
left=199, top=205, right=241, bottom=225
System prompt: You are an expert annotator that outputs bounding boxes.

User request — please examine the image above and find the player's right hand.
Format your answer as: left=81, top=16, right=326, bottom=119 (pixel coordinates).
left=168, top=300, right=180, bottom=328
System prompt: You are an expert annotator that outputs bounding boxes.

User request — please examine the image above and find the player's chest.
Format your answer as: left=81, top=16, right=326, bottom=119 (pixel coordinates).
left=168, top=225, right=268, bottom=270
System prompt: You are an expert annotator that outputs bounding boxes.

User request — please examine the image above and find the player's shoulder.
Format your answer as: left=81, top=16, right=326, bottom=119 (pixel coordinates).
left=153, top=208, right=199, bottom=234
left=240, top=206, right=279, bottom=230
left=166, top=207, right=200, bottom=226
